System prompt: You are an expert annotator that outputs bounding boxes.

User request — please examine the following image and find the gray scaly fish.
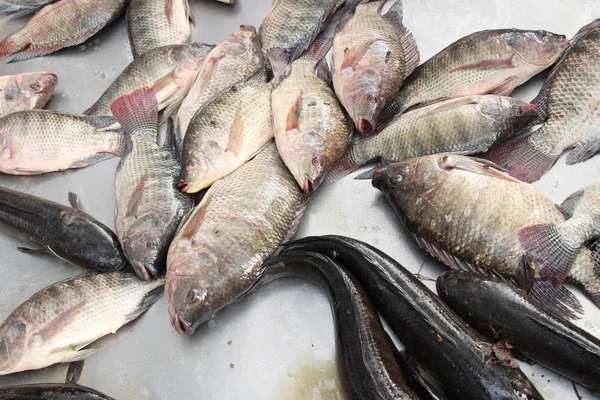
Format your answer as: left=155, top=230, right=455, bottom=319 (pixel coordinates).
left=112, top=88, right=192, bottom=280
left=489, top=20, right=600, bottom=182
left=166, top=142, right=307, bottom=334
left=0, top=72, right=58, bottom=118
left=332, top=0, right=419, bottom=134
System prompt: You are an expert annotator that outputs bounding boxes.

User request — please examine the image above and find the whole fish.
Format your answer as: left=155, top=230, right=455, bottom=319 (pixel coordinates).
left=174, top=25, right=264, bottom=149
left=520, top=179, right=600, bottom=285
left=437, top=271, right=600, bottom=392
left=112, top=88, right=192, bottom=280
left=0, top=72, right=58, bottom=118
left=0, top=188, right=125, bottom=271
left=259, top=251, right=419, bottom=400
left=259, top=0, right=337, bottom=75
left=0, top=383, right=115, bottom=400
left=0, top=0, right=57, bottom=21
left=371, top=154, right=600, bottom=311
left=329, top=95, right=538, bottom=181
left=166, top=142, right=306, bottom=335
left=384, top=29, right=568, bottom=119
left=0, top=271, right=164, bottom=376
left=281, top=236, right=543, bottom=400
left=127, top=0, right=194, bottom=58
left=272, top=38, right=351, bottom=192
left=489, top=20, right=600, bottom=182
left=84, top=43, right=214, bottom=119
left=0, top=110, right=122, bottom=175
left=332, top=0, right=419, bottom=134
left=0, top=0, right=127, bottom=62
left=179, top=81, right=273, bottom=193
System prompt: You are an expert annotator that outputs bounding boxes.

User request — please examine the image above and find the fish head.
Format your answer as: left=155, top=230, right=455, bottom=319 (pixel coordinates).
left=179, top=144, right=223, bottom=193
left=166, top=274, right=209, bottom=335
left=122, top=218, right=167, bottom=280
left=20, top=72, right=58, bottom=109
left=0, top=320, right=26, bottom=374
left=372, top=155, right=443, bottom=197
left=508, top=30, right=569, bottom=66
left=480, top=96, right=539, bottom=136
left=222, top=25, right=261, bottom=57
left=342, top=69, right=381, bottom=134
left=286, top=132, right=328, bottom=192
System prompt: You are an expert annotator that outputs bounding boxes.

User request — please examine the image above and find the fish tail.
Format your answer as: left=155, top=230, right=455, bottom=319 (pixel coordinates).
left=487, top=134, right=557, bottom=183
left=519, top=224, right=581, bottom=285
left=0, top=36, right=21, bottom=60
left=110, top=88, right=158, bottom=134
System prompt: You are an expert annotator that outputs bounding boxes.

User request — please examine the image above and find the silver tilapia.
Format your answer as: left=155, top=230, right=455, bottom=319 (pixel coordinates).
left=520, top=179, right=600, bottom=285
left=0, top=0, right=127, bottom=62
left=372, top=154, right=600, bottom=311
left=260, top=0, right=337, bottom=75
left=179, top=81, right=273, bottom=193
left=489, top=20, right=600, bottom=182
left=384, top=29, right=568, bottom=119
left=0, top=111, right=122, bottom=175
left=0, top=271, right=164, bottom=375
left=85, top=43, right=214, bottom=120
left=0, top=72, right=57, bottom=118
left=127, top=0, right=194, bottom=58
left=329, top=95, right=538, bottom=180
left=272, top=38, right=351, bottom=192
left=0, top=0, right=57, bottom=21
left=166, top=142, right=306, bottom=334
left=174, top=25, right=264, bottom=149
left=332, top=0, right=419, bottom=134
left=112, top=88, right=192, bottom=280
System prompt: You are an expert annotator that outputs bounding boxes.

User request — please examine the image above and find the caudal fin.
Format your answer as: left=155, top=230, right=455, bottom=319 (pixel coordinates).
left=110, top=88, right=158, bottom=134
left=0, top=36, right=21, bottom=59
left=488, top=135, right=557, bottom=182
left=519, top=224, right=581, bottom=285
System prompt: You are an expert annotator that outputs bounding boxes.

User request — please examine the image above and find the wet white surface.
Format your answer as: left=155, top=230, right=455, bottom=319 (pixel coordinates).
left=0, top=0, right=599, bottom=399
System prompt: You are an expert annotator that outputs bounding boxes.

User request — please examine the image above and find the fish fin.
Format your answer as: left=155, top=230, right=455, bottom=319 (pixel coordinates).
left=326, top=146, right=363, bottom=182
left=17, top=247, right=48, bottom=254
left=530, top=280, right=583, bottom=321
left=66, top=360, right=85, bottom=384
left=165, top=0, right=174, bottom=25
left=530, top=90, right=550, bottom=126
left=354, top=166, right=376, bottom=180
left=514, top=259, right=535, bottom=295
left=35, top=301, right=87, bottom=340
left=267, top=47, right=291, bottom=84
left=440, top=154, right=522, bottom=184
left=125, top=175, right=147, bottom=219
left=411, top=234, right=488, bottom=275
left=520, top=224, right=581, bottom=285
left=179, top=192, right=213, bottom=239
left=286, top=90, right=303, bottom=131
left=327, top=0, right=365, bottom=25
left=400, top=27, right=420, bottom=78
left=161, top=100, right=180, bottom=126
left=316, top=57, right=332, bottom=84
left=379, top=100, right=401, bottom=125
left=225, top=111, right=246, bottom=156
left=68, top=192, right=80, bottom=210
left=300, top=35, right=334, bottom=66
left=383, top=0, right=403, bottom=22
left=561, top=189, right=584, bottom=216
left=566, top=135, right=600, bottom=165
left=415, top=96, right=479, bottom=118
left=111, top=88, right=158, bottom=134
left=281, top=194, right=310, bottom=244
left=450, top=56, right=517, bottom=73
left=125, top=284, right=164, bottom=321
left=69, top=152, right=116, bottom=168
left=340, top=40, right=379, bottom=70
left=51, top=345, right=105, bottom=363
left=333, top=8, right=353, bottom=31
left=186, top=0, right=196, bottom=26
left=79, top=115, right=118, bottom=130
left=487, top=136, right=558, bottom=183
left=0, top=36, right=22, bottom=60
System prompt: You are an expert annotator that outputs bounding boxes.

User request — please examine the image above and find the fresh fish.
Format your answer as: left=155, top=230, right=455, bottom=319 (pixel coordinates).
left=174, top=25, right=264, bottom=149
left=437, top=270, right=600, bottom=392
left=0, top=110, right=122, bottom=175
left=0, top=0, right=127, bottom=62
left=166, top=142, right=306, bottom=335
left=127, top=0, right=194, bottom=58
left=0, top=0, right=57, bottom=22
left=384, top=29, right=569, bottom=119
left=0, top=188, right=125, bottom=271
left=0, top=271, right=164, bottom=375
left=84, top=43, right=214, bottom=119
left=112, top=88, right=192, bottom=280
left=489, top=20, right=600, bottom=182
left=271, top=38, right=351, bottom=192
left=0, top=72, right=58, bottom=118
left=259, top=0, right=337, bottom=75
left=520, top=179, right=600, bottom=285
left=332, top=0, right=419, bottom=134
left=281, top=236, right=543, bottom=400
left=179, top=81, right=273, bottom=193
left=259, top=251, right=419, bottom=400
left=0, top=383, right=115, bottom=400
left=329, top=95, right=538, bottom=181
left=371, top=154, right=600, bottom=311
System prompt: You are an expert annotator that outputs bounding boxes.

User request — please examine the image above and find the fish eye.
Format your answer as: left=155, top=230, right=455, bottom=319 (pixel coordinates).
left=312, top=156, right=323, bottom=167
left=186, top=159, right=198, bottom=169
left=389, top=175, right=403, bottom=186
left=97, top=262, right=109, bottom=270
left=30, top=83, right=41, bottom=92
left=366, top=94, right=377, bottom=104
left=187, top=288, right=202, bottom=303
left=147, top=240, right=159, bottom=251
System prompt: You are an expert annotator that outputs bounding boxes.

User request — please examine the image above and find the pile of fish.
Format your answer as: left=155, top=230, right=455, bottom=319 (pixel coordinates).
left=0, top=0, right=599, bottom=398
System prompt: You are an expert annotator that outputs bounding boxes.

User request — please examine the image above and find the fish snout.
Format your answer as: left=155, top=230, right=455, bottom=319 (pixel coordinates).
left=173, top=313, right=192, bottom=335
left=371, top=166, right=388, bottom=189
left=357, top=118, right=375, bottom=134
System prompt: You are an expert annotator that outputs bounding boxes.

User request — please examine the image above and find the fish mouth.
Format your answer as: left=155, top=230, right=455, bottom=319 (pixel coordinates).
left=136, top=263, right=158, bottom=280
left=303, top=178, right=316, bottom=193
left=357, top=118, right=374, bottom=134
left=371, top=166, right=387, bottom=188
left=173, top=313, right=193, bottom=335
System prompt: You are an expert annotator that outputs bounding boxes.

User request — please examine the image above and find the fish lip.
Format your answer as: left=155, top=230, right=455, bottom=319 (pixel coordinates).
left=357, top=118, right=374, bottom=134
left=371, top=166, right=386, bottom=188
left=303, top=178, right=316, bottom=193
left=173, top=313, right=192, bottom=335
left=136, top=263, right=158, bottom=280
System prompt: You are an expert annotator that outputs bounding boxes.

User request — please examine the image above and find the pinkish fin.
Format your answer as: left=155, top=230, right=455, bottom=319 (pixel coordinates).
left=180, top=193, right=212, bottom=239
left=125, top=175, right=147, bottom=219
left=286, top=90, right=303, bottom=131
left=225, top=111, right=246, bottom=156
left=440, top=154, right=522, bottom=184
left=488, top=136, right=558, bottom=183
left=450, top=56, right=517, bottom=73
left=165, top=0, right=174, bottom=25
left=488, top=76, right=518, bottom=97
left=34, top=301, right=87, bottom=340
left=341, top=40, right=379, bottom=70
left=561, top=188, right=584, bottom=216
left=519, top=224, right=581, bottom=285
left=566, top=135, right=600, bottom=165
left=110, top=88, right=158, bottom=134
left=0, top=36, right=22, bottom=60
